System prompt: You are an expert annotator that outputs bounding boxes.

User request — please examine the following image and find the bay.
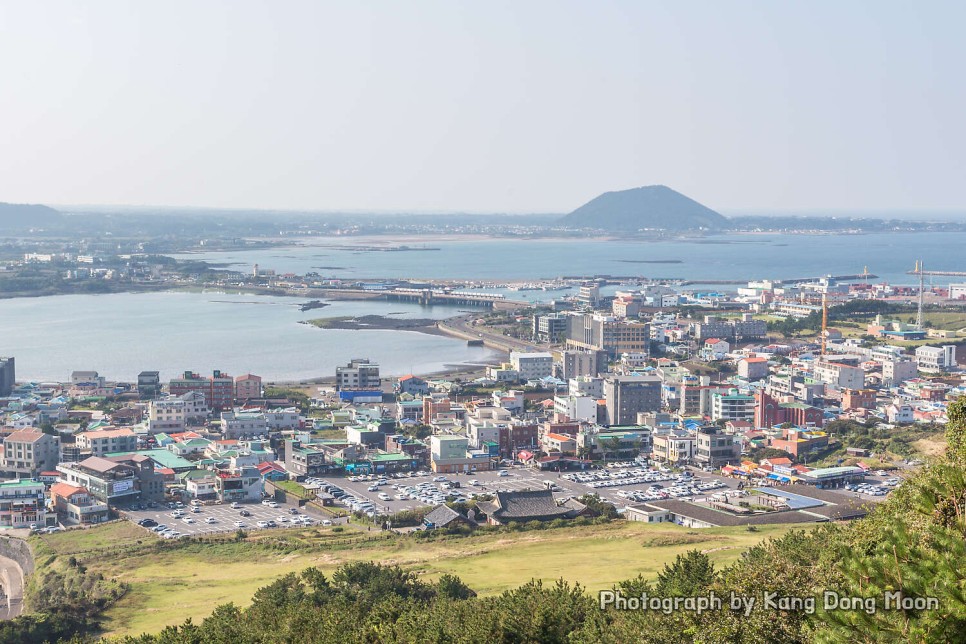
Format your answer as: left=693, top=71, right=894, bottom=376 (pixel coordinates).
left=0, top=292, right=500, bottom=383
left=171, top=232, right=966, bottom=286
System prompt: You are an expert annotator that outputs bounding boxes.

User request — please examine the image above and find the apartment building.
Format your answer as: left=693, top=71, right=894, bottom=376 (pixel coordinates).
left=693, top=314, right=767, bottom=341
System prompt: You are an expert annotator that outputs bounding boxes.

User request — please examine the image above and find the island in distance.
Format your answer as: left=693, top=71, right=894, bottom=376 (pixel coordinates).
left=559, top=184, right=728, bottom=231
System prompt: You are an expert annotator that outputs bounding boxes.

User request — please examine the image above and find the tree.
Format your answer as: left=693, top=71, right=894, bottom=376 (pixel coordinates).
left=655, top=550, right=718, bottom=597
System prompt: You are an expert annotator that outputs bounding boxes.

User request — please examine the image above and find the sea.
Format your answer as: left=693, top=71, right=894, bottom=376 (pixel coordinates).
left=2, top=232, right=963, bottom=383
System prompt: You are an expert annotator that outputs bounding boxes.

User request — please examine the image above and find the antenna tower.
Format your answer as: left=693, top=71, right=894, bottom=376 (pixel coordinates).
left=916, top=260, right=924, bottom=331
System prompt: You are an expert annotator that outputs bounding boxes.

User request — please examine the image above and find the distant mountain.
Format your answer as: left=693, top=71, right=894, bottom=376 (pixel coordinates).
left=559, top=185, right=728, bottom=231
left=0, top=202, right=64, bottom=230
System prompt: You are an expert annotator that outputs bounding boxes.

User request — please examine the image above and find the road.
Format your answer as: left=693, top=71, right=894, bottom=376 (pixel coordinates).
left=437, top=315, right=545, bottom=353
left=0, top=555, right=24, bottom=620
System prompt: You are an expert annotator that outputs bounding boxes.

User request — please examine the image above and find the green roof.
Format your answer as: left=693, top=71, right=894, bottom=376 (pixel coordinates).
left=0, top=479, right=43, bottom=489
left=105, top=448, right=194, bottom=470
left=369, top=453, right=414, bottom=462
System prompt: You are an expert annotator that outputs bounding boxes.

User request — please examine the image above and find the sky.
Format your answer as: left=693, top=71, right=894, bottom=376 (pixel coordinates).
left=0, top=1, right=964, bottom=214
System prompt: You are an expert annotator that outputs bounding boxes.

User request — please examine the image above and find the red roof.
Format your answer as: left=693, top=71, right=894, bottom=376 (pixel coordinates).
left=50, top=482, right=86, bottom=499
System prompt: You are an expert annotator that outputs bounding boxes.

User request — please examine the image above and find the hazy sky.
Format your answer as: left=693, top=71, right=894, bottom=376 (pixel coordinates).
left=1, top=2, right=963, bottom=214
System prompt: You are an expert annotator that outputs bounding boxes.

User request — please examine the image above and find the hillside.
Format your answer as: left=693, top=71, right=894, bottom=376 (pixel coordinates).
left=560, top=185, right=728, bottom=231
left=0, top=202, right=63, bottom=230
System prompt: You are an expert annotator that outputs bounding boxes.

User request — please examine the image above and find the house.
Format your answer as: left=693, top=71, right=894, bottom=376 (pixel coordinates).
left=396, top=375, right=430, bottom=397
left=422, top=504, right=477, bottom=530
left=49, top=481, right=110, bottom=525
left=256, top=460, right=288, bottom=481
left=477, top=489, right=585, bottom=525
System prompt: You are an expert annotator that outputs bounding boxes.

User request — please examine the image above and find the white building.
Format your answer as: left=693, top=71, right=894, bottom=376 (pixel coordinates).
left=814, top=361, right=865, bottom=390
left=915, top=345, right=957, bottom=373
left=949, top=284, right=966, bottom=300
left=264, top=408, right=301, bottom=430
left=0, top=479, right=46, bottom=528
left=509, top=352, right=554, bottom=381
left=881, top=358, right=918, bottom=387
left=552, top=394, right=598, bottom=423
left=148, top=399, right=187, bottom=432
left=569, top=376, right=604, bottom=399
left=219, top=411, right=268, bottom=439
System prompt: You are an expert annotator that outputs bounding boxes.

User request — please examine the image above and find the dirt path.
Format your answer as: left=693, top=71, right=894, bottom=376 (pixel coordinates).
left=0, top=555, right=25, bottom=620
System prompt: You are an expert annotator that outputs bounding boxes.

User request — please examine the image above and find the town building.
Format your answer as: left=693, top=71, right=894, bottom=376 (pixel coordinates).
left=915, top=345, right=957, bottom=373
left=220, top=410, right=268, bottom=439
left=284, top=439, right=328, bottom=478
left=693, top=314, right=767, bottom=341
left=558, top=350, right=605, bottom=379
left=49, top=482, right=109, bottom=525
left=603, top=375, right=661, bottom=426
left=1, top=429, right=60, bottom=478
left=148, top=398, right=187, bottom=432
left=75, top=427, right=138, bottom=457
left=56, top=454, right=165, bottom=505
left=770, top=428, right=829, bottom=459
left=509, top=352, right=554, bottom=380
left=0, top=357, right=15, bottom=397
left=0, top=479, right=46, bottom=528
left=565, top=313, right=649, bottom=357
left=169, top=370, right=235, bottom=410
left=137, top=371, right=161, bottom=400
left=532, top=313, right=569, bottom=342
left=336, top=358, right=381, bottom=391
left=814, top=360, right=865, bottom=390
left=710, top=390, right=756, bottom=423
left=651, top=430, right=696, bottom=464
left=396, top=375, right=430, bottom=396
left=694, top=426, right=741, bottom=468
left=880, top=358, right=919, bottom=387
left=737, top=357, right=770, bottom=380
left=553, top=394, right=598, bottom=423
left=234, top=373, right=263, bottom=401
left=842, top=389, right=876, bottom=411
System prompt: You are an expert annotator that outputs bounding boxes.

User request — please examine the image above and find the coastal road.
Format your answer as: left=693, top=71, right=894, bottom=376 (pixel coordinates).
left=437, top=315, right=545, bottom=354
left=0, top=555, right=24, bottom=620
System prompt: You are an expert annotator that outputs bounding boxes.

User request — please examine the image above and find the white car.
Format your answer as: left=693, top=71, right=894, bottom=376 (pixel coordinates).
left=267, top=501, right=279, bottom=508
left=234, top=521, right=246, bottom=528
left=182, top=517, right=196, bottom=524
left=256, top=521, right=270, bottom=528
left=205, top=517, right=217, bottom=524
left=498, top=470, right=509, bottom=477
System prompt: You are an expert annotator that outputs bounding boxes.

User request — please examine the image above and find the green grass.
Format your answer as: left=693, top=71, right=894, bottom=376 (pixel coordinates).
left=34, top=521, right=152, bottom=556
left=65, top=521, right=798, bottom=638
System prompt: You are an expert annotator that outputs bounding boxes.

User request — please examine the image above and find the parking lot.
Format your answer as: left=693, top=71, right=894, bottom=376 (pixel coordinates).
left=119, top=499, right=345, bottom=538
left=312, top=461, right=899, bottom=515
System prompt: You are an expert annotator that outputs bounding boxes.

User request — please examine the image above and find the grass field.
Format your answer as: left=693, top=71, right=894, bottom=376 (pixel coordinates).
left=44, top=520, right=800, bottom=638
